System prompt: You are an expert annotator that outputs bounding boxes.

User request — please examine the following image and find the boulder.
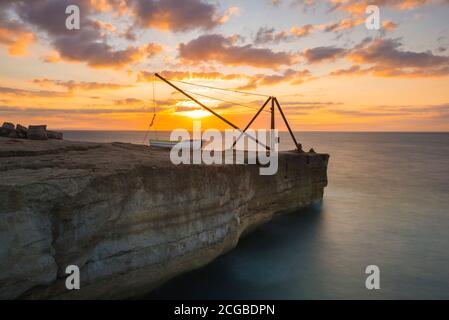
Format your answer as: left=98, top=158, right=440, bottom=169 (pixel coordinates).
left=47, top=130, right=63, bottom=140
left=0, top=127, right=11, bottom=137
left=16, top=124, right=28, bottom=139
left=0, top=126, right=17, bottom=138
left=2, top=122, right=15, bottom=130
left=27, top=125, right=48, bottom=140
left=7, top=129, right=18, bottom=138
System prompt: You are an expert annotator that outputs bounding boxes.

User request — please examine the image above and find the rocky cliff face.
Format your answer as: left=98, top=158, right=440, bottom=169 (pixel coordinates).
left=0, top=137, right=328, bottom=299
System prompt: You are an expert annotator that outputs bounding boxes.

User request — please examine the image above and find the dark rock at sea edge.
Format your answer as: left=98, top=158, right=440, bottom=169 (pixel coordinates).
left=16, top=124, right=28, bottom=138
left=27, top=125, right=48, bottom=140
left=0, top=127, right=18, bottom=138
left=47, top=130, right=63, bottom=140
left=2, top=122, right=15, bottom=130
left=1, top=122, right=63, bottom=140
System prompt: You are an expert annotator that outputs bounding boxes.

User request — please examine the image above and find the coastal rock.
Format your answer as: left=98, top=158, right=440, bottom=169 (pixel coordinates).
left=0, top=138, right=329, bottom=299
left=2, top=122, right=15, bottom=130
left=16, top=124, right=28, bottom=139
left=0, top=123, right=17, bottom=138
left=27, top=125, right=48, bottom=140
left=47, top=131, right=63, bottom=140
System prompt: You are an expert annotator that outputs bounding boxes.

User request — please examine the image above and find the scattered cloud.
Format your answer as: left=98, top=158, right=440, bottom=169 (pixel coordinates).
left=0, top=86, right=69, bottom=98
left=179, top=34, right=297, bottom=69
left=33, top=79, right=134, bottom=91
left=114, top=98, right=145, bottom=106
left=254, top=24, right=315, bottom=44
left=329, top=0, right=444, bottom=15
left=330, top=64, right=370, bottom=76
left=237, top=69, right=312, bottom=90
left=346, top=38, right=449, bottom=77
left=0, top=0, right=162, bottom=69
left=138, top=70, right=247, bottom=82
left=0, top=10, right=35, bottom=56
left=139, top=68, right=312, bottom=90
left=382, top=20, right=399, bottom=31
left=321, top=18, right=365, bottom=33
left=328, top=103, right=449, bottom=119
left=0, top=105, right=154, bottom=115
left=253, top=15, right=388, bottom=46
left=303, top=46, right=348, bottom=63
left=128, top=0, right=233, bottom=32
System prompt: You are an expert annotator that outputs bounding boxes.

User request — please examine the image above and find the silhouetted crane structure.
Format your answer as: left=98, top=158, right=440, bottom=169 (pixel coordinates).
left=153, top=72, right=302, bottom=152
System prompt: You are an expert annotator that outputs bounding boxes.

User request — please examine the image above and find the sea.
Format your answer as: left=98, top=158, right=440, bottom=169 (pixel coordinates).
left=62, top=131, right=449, bottom=299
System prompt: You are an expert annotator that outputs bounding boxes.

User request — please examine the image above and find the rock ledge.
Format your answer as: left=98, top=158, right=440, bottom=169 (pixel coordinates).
left=0, top=137, right=328, bottom=299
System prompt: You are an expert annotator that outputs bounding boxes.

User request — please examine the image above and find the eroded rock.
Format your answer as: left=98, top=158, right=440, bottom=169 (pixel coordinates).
left=2, top=122, right=15, bottom=130
left=27, top=125, right=48, bottom=140
left=16, top=124, right=28, bottom=139
left=0, top=138, right=329, bottom=299
left=47, top=130, right=63, bottom=140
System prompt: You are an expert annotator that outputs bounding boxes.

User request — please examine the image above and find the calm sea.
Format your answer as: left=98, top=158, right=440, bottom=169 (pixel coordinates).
left=62, top=131, right=449, bottom=299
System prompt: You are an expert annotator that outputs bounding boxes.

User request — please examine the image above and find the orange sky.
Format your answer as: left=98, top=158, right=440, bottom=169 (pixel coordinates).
left=0, top=0, right=448, bottom=131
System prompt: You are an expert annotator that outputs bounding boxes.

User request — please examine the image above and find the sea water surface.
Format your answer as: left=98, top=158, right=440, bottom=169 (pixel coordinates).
left=63, top=131, right=449, bottom=299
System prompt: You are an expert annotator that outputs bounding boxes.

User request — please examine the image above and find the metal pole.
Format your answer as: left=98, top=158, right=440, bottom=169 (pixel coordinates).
left=274, top=97, right=301, bottom=151
left=155, top=73, right=269, bottom=150
left=271, top=97, right=276, bottom=150
left=231, top=97, right=271, bottom=149
left=155, top=73, right=238, bottom=129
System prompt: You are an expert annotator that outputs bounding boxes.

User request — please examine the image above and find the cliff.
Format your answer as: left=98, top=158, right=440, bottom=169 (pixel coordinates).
left=0, top=137, right=329, bottom=299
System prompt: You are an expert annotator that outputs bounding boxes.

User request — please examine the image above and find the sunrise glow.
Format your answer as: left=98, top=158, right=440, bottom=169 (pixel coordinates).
left=0, top=0, right=448, bottom=131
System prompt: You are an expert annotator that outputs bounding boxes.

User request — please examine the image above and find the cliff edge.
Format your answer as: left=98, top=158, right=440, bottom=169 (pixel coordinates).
left=0, top=137, right=328, bottom=299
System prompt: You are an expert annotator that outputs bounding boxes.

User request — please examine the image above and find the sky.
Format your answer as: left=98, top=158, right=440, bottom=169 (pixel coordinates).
left=0, top=0, right=448, bottom=131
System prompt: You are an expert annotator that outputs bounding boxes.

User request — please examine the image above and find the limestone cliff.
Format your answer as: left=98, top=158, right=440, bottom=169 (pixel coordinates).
left=0, top=137, right=328, bottom=299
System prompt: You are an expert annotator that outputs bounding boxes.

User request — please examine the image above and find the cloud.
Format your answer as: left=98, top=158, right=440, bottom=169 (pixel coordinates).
left=88, top=0, right=128, bottom=14
left=129, top=0, right=229, bottom=32
left=0, top=105, right=155, bottom=116
left=253, top=16, right=377, bottom=46
left=179, top=34, right=296, bottom=69
left=254, top=27, right=289, bottom=45
left=329, top=0, right=444, bottom=15
left=303, top=46, right=348, bottom=63
left=275, top=0, right=317, bottom=11
left=138, top=68, right=311, bottom=91
left=270, top=0, right=447, bottom=18
left=330, top=65, right=370, bottom=76
left=0, top=0, right=162, bottom=68
left=33, top=79, right=134, bottom=91
left=138, top=70, right=247, bottom=82
left=237, top=69, right=312, bottom=90
left=217, top=6, right=241, bottom=24
left=0, top=9, right=35, bottom=56
left=254, top=24, right=314, bottom=44
left=345, top=38, right=449, bottom=77
left=328, top=103, right=449, bottom=118
left=382, top=20, right=399, bottom=31
left=0, top=86, right=69, bottom=98
left=321, top=18, right=365, bottom=33
left=114, top=98, right=145, bottom=105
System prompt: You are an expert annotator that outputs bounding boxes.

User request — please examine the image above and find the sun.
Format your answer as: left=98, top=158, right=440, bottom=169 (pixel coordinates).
left=178, top=109, right=212, bottom=119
